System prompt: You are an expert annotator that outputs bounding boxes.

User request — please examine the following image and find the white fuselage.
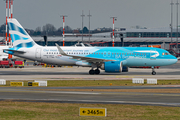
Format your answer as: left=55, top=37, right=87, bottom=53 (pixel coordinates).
left=13, top=45, right=177, bottom=67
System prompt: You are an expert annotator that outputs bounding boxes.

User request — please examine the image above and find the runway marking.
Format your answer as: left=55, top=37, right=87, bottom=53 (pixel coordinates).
left=1, top=98, right=180, bottom=107
left=44, top=91, right=100, bottom=95
left=101, top=92, right=180, bottom=97
left=0, top=89, right=100, bottom=95
left=0, top=89, right=180, bottom=96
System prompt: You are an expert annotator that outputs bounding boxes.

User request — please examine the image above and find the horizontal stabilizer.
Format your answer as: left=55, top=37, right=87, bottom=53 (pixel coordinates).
left=3, top=49, right=25, bottom=54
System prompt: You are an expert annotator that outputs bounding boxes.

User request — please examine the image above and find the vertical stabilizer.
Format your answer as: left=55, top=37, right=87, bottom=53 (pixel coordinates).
left=7, top=18, right=38, bottom=49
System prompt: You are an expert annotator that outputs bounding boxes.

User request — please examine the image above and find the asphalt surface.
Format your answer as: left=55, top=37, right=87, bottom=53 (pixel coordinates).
left=0, top=61, right=180, bottom=106
left=0, top=62, right=180, bottom=80
left=0, top=86, right=180, bottom=107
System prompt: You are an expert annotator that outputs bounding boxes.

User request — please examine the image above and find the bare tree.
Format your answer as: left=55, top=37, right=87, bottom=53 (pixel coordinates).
left=58, top=25, right=72, bottom=33
left=42, top=24, right=56, bottom=32
left=35, top=26, right=41, bottom=32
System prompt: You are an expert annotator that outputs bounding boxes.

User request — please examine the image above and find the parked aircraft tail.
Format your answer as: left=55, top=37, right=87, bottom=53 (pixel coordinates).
left=7, top=18, right=38, bottom=49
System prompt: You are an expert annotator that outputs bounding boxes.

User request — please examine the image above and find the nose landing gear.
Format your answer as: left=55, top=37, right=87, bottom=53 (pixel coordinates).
left=152, top=66, right=156, bottom=75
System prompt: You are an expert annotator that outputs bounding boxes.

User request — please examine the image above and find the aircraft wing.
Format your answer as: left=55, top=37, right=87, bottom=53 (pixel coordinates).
left=55, top=43, right=114, bottom=62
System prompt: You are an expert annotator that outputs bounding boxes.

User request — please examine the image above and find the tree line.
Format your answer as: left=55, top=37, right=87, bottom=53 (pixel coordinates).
left=0, top=23, right=113, bottom=37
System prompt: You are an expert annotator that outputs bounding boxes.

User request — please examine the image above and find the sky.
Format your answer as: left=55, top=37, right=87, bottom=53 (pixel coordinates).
left=0, top=0, right=177, bottom=30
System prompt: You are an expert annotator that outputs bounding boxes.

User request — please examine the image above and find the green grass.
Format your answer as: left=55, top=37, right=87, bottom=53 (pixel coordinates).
left=1, top=80, right=180, bottom=87
left=47, top=80, right=180, bottom=87
left=0, top=101, right=180, bottom=120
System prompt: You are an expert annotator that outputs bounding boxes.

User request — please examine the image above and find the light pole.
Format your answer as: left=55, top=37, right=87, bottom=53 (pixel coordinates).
left=110, top=17, right=117, bottom=47
left=5, top=0, right=8, bottom=46
left=170, top=0, right=174, bottom=44
left=87, top=10, right=92, bottom=43
left=176, top=0, right=179, bottom=54
left=81, top=10, right=85, bottom=43
left=60, top=15, right=67, bottom=46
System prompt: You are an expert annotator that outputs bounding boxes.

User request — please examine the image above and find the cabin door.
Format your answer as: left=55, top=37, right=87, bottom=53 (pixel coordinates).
left=35, top=48, right=41, bottom=59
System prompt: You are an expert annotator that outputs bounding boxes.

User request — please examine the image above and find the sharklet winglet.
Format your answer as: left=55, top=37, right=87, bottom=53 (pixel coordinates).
left=55, top=43, right=67, bottom=56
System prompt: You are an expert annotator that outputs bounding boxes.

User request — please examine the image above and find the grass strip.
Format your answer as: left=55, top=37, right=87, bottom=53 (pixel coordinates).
left=1, top=80, right=180, bottom=87
left=0, top=101, right=180, bottom=120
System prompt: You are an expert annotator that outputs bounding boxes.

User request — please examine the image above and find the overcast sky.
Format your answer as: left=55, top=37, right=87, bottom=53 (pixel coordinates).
left=0, top=0, right=177, bottom=30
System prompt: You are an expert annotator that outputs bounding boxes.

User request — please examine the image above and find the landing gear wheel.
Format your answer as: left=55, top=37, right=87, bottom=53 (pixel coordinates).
left=94, top=69, right=100, bottom=74
left=152, top=71, right=156, bottom=75
left=89, top=70, right=95, bottom=75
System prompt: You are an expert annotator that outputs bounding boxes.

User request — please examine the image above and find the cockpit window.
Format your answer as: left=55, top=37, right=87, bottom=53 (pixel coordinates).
left=162, top=52, right=170, bottom=55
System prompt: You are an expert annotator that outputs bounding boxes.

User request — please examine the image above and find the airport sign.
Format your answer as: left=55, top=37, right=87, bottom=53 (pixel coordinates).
left=10, top=82, right=24, bottom=86
left=79, top=107, right=106, bottom=117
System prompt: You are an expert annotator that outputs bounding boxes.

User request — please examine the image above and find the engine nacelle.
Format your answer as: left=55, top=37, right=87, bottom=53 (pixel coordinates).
left=100, top=61, right=128, bottom=73
left=101, top=61, right=128, bottom=73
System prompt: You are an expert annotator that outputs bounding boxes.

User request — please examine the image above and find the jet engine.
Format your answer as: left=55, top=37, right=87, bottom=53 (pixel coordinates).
left=100, top=61, right=128, bottom=73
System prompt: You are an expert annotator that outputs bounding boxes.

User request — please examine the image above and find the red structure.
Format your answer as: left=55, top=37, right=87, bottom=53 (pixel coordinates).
left=5, top=0, right=13, bottom=59
left=60, top=15, right=67, bottom=46
left=5, top=0, right=8, bottom=46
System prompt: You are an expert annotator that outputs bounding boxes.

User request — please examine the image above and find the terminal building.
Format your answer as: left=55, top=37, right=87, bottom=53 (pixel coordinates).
left=0, top=27, right=180, bottom=56
left=34, top=27, right=179, bottom=48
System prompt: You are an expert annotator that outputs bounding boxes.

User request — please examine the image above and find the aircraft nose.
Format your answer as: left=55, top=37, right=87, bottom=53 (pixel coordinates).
left=171, top=56, right=178, bottom=64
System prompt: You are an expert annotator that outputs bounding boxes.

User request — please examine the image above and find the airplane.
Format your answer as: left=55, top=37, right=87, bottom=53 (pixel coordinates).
left=4, top=18, right=178, bottom=75
left=0, top=46, right=9, bottom=60
left=0, top=45, right=24, bottom=61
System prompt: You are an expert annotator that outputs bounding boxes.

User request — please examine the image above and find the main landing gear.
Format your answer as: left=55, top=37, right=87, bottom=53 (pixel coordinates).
left=151, top=66, right=156, bottom=75
left=89, top=68, right=100, bottom=75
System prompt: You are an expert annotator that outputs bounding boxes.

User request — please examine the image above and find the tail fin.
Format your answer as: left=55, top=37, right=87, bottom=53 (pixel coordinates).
left=7, top=18, right=38, bottom=48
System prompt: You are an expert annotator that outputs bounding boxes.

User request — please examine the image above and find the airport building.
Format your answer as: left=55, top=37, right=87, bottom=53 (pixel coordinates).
left=32, top=27, right=179, bottom=48
left=29, top=27, right=179, bottom=56
left=0, top=27, right=180, bottom=55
